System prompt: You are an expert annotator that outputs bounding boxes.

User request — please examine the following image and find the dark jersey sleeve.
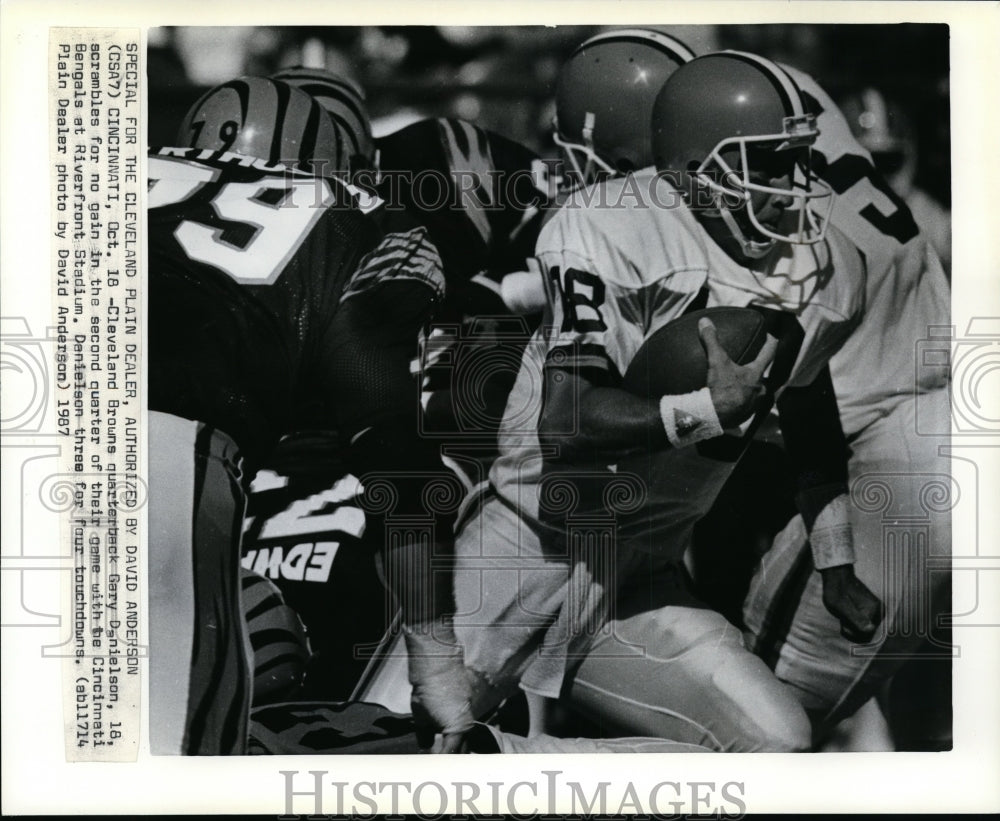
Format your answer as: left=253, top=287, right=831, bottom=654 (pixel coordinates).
left=375, top=118, right=550, bottom=295
left=775, top=363, right=851, bottom=531
left=375, top=121, right=548, bottom=468
left=148, top=147, right=378, bottom=467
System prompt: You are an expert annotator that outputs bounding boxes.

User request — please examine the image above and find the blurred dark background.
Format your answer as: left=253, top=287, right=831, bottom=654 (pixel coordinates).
left=149, top=24, right=950, bottom=206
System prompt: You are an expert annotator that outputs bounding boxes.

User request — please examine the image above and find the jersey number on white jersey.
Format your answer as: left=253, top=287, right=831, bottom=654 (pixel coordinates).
left=802, top=91, right=920, bottom=247
left=549, top=265, right=608, bottom=333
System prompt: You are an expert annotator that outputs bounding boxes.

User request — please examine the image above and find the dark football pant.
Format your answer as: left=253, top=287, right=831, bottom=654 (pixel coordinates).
left=149, top=411, right=253, bottom=754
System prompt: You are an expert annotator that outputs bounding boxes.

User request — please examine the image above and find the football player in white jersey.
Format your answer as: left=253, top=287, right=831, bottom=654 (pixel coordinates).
left=838, top=86, right=951, bottom=275
left=742, top=65, right=952, bottom=744
left=441, top=48, right=882, bottom=752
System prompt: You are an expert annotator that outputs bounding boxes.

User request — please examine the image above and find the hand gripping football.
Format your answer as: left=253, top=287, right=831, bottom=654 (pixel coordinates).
left=622, top=307, right=768, bottom=396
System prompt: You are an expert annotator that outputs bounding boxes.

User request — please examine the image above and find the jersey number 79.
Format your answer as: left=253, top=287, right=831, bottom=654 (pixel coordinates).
left=148, top=154, right=335, bottom=285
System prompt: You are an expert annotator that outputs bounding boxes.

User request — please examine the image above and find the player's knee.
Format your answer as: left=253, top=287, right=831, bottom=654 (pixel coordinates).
left=753, top=702, right=812, bottom=752
left=725, top=672, right=812, bottom=752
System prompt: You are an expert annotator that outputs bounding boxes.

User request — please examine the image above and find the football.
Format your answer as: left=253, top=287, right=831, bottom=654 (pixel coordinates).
left=622, top=307, right=768, bottom=396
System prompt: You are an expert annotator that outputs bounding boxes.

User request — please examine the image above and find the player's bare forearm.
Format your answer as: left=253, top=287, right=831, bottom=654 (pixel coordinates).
left=538, top=321, right=777, bottom=461
left=538, top=368, right=668, bottom=461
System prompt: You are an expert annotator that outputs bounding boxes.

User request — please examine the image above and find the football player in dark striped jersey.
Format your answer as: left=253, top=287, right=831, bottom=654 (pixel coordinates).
left=243, top=68, right=558, bottom=749
left=269, top=69, right=551, bottom=476
left=148, top=75, right=454, bottom=754
left=375, top=116, right=552, bottom=491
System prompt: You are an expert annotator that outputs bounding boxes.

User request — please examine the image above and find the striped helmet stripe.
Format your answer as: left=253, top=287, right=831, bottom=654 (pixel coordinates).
left=298, top=95, right=321, bottom=168
left=216, top=78, right=253, bottom=128
left=272, top=70, right=369, bottom=125
left=720, top=50, right=806, bottom=117
left=235, top=78, right=274, bottom=158
left=291, top=81, right=369, bottom=132
left=272, top=69, right=373, bottom=165
left=270, top=79, right=291, bottom=166
left=573, top=28, right=696, bottom=65
left=274, top=69, right=366, bottom=99
left=324, top=109, right=362, bottom=156
left=179, top=76, right=348, bottom=176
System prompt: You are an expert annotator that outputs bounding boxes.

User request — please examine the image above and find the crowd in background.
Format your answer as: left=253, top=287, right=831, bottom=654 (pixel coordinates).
left=148, top=24, right=950, bottom=209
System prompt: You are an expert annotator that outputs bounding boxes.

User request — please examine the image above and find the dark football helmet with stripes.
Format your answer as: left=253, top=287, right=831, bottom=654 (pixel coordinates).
left=272, top=66, right=375, bottom=176
left=652, top=51, right=834, bottom=256
left=553, top=29, right=695, bottom=186
left=177, top=75, right=347, bottom=177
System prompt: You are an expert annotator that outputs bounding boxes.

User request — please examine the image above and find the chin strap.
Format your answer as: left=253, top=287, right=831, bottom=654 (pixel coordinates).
left=718, top=206, right=777, bottom=259
left=685, top=174, right=777, bottom=261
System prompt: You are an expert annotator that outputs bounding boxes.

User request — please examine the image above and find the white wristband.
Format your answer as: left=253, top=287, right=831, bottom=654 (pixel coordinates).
left=809, top=493, right=856, bottom=569
left=659, top=388, right=724, bottom=448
